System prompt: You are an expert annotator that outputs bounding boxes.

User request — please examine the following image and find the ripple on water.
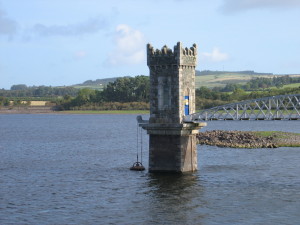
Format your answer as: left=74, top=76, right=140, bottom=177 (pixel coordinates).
left=0, top=115, right=300, bottom=224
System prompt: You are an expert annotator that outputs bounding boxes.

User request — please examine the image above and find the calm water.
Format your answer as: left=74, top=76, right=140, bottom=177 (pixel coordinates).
left=0, top=114, right=300, bottom=225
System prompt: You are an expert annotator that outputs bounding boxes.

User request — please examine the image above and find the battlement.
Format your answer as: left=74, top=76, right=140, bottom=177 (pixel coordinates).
left=147, top=42, right=197, bottom=67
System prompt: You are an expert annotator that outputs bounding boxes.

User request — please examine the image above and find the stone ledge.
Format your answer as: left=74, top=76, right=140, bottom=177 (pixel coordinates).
left=141, top=122, right=207, bottom=135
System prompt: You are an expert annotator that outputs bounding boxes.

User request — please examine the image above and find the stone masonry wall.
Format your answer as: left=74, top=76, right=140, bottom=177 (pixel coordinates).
left=149, top=134, right=197, bottom=172
left=147, top=42, right=197, bottom=124
left=144, top=42, right=203, bottom=173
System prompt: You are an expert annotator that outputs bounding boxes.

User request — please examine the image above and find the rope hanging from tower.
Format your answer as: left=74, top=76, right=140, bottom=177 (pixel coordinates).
left=130, top=122, right=145, bottom=171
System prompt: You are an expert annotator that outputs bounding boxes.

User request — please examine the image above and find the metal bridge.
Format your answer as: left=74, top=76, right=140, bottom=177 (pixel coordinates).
left=184, top=94, right=300, bottom=121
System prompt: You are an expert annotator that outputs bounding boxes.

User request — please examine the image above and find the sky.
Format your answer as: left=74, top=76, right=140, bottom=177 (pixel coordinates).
left=1, top=0, right=300, bottom=89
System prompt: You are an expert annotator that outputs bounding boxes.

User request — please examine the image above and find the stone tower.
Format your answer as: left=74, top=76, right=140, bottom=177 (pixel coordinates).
left=141, top=42, right=206, bottom=173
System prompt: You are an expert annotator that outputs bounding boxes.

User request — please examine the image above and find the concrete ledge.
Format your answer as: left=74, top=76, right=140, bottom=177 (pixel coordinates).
left=141, top=122, right=206, bottom=135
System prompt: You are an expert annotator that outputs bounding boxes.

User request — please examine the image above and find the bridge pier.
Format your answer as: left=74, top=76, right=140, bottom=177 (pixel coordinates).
left=139, top=42, right=206, bottom=173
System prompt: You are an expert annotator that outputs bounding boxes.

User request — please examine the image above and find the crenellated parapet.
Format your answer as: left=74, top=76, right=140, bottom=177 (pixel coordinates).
left=146, top=42, right=198, bottom=124
left=147, top=42, right=197, bottom=68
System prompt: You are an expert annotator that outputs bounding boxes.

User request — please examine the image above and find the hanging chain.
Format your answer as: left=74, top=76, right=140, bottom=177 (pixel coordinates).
left=140, top=126, right=143, bottom=164
left=136, top=123, right=139, bottom=162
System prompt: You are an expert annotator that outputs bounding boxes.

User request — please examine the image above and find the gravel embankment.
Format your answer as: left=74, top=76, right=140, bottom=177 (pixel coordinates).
left=197, top=130, right=300, bottom=148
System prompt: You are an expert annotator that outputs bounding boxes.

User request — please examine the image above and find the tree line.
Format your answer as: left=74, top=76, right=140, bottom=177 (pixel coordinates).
left=1, top=75, right=299, bottom=110
left=218, top=75, right=300, bottom=92
left=57, top=75, right=299, bottom=111
left=56, top=75, right=150, bottom=110
left=0, top=85, right=78, bottom=98
left=196, top=86, right=300, bottom=109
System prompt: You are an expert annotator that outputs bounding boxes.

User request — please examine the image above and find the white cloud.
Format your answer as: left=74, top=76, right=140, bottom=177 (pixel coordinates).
left=221, top=0, right=300, bottom=13
left=200, top=47, right=229, bottom=62
left=106, top=24, right=146, bottom=65
left=0, top=7, right=18, bottom=38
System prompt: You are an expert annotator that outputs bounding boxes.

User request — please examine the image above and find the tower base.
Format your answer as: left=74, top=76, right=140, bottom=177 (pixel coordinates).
left=142, top=123, right=206, bottom=173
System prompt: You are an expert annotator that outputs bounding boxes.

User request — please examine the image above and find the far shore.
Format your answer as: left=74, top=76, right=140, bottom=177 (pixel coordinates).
left=58, top=110, right=150, bottom=114
left=0, top=107, right=149, bottom=115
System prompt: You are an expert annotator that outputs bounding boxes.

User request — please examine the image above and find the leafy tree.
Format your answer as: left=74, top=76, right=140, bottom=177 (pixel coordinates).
left=0, top=96, right=10, bottom=106
left=56, top=75, right=150, bottom=110
left=72, top=88, right=96, bottom=106
left=11, top=84, right=28, bottom=91
left=102, top=76, right=149, bottom=102
left=230, top=88, right=247, bottom=101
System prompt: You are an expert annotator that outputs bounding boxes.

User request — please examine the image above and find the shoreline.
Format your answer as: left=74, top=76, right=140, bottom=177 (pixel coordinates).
left=197, top=130, right=300, bottom=148
left=0, top=107, right=149, bottom=115
left=1, top=109, right=299, bottom=148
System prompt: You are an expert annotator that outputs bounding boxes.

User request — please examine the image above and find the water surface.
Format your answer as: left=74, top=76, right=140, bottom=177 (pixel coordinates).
left=0, top=114, right=299, bottom=224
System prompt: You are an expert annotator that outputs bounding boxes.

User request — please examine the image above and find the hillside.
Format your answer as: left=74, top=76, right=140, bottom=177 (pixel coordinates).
left=195, top=70, right=300, bottom=88
left=71, top=76, right=130, bottom=90
left=73, top=71, right=300, bottom=90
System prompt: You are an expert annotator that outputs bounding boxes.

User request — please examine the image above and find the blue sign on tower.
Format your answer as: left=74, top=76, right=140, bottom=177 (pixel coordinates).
left=185, top=96, right=189, bottom=116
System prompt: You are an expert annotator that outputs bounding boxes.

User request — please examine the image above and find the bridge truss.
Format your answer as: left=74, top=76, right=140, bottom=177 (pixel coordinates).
left=184, top=94, right=300, bottom=121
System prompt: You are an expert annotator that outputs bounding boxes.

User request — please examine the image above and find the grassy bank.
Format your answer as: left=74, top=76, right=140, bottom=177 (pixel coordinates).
left=253, top=131, right=300, bottom=147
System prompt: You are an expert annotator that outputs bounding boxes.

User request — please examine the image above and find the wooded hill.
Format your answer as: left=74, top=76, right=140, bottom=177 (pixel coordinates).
left=70, top=70, right=300, bottom=90
left=1, top=71, right=300, bottom=110
left=54, top=74, right=300, bottom=111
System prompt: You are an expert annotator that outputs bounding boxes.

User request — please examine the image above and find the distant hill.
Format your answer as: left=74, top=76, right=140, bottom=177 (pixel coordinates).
left=71, top=77, right=123, bottom=90
left=195, top=70, right=273, bottom=76
left=195, top=70, right=300, bottom=88
left=70, top=71, right=300, bottom=90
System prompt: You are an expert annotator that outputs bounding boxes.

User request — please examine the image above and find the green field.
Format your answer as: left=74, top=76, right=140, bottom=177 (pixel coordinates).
left=71, top=85, right=104, bottom=90
left=270, top=83, right=300, bottom=89
left=253, top=131, right=300, bottom=147
left=253, top=131, right=300, bottom=137
left=195, top=73, right=272, bottom=89
left=69, top=72, right=300, bottom=90
left=71, top=77, right=119, bottom=90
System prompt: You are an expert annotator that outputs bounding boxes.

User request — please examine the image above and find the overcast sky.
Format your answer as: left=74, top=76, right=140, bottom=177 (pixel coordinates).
left=1, top=0, right=300, bottom=89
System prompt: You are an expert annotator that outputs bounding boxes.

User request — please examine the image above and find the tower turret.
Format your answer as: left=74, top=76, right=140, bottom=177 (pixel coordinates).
left=147, top=42, right=197, bottom=124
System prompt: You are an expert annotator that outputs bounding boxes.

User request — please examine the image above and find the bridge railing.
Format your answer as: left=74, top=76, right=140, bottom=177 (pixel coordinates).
left=184, top=94, right=300, bottom=121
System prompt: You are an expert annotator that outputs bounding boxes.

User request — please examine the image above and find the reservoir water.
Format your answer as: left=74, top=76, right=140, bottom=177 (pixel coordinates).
left=0, top=114, right=300, bottom=224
